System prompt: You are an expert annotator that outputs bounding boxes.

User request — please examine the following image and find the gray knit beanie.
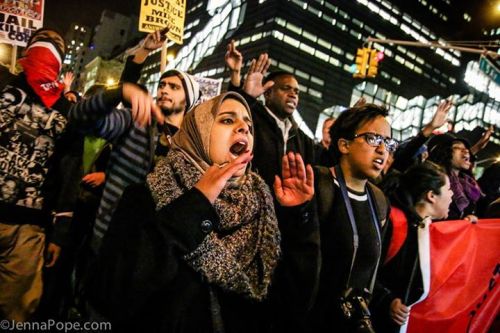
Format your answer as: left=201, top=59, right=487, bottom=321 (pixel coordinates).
left=160, top=69, right=201, bottom=112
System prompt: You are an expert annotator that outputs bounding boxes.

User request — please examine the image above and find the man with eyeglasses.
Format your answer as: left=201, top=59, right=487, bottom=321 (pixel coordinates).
left=309, top=103, right=396, bottom=332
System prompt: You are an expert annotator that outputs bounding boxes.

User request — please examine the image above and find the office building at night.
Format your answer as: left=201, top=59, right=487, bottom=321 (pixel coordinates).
left=137, top=0, right=498, bottom=150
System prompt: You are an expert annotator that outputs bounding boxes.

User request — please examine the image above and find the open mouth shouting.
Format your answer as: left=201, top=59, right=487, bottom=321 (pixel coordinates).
left=373, top=158, right=385, bottom=170
left=229, top=140, right=248, bottom=158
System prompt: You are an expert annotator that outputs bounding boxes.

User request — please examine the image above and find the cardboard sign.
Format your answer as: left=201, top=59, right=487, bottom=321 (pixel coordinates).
left=139, top=0, right=185, bottom=45
left=0, top=0, right=44, bottom=47
left=194, top=76, right=222, bottom=103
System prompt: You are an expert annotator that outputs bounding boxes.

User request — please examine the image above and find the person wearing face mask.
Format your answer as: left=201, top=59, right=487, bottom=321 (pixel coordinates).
left=371, top=162, right=453, bottom=332
left=0, top=27, right=164, bottom=322
left=0, top=28, right=71, bottom=322
left=427, top=134, right=483, bottom=221
left=86, top=92, right=319, bottom=333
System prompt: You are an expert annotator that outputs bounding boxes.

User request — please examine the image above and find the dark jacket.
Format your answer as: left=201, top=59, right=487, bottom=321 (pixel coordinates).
left=228, top=84, right=316, bottom=190
left=86, top=183, right=320, bottom=333
left=371, top=207, right=424, bottom=333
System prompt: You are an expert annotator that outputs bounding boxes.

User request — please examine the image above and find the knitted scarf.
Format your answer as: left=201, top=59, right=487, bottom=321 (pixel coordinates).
left=449, top=172, right=483, bottom=214
left=147, top=150, right=281, bottom=300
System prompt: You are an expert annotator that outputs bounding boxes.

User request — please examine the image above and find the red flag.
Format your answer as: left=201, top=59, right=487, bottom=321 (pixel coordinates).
left=404, top=219, right=500, bottom=333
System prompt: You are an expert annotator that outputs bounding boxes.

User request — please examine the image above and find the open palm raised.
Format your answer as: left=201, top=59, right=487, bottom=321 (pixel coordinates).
left=274, top=152, right=314, bottom=207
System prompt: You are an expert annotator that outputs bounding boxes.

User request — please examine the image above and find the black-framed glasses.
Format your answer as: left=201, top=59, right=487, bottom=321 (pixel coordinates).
left=352, top=132, right=399, bottom=153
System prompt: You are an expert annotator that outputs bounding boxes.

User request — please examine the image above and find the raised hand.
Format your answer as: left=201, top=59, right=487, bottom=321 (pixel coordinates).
left=225, top=40, right=243, bottom=73
left=122, top=83, right=164, bottom=127
left=141, top=28, right=167, bottom=52
left=274, top=152, right=314, bottom=207
left=62, top=71, right=74, bottom=93
left=352, top=96, right=366, bottom=108
left=243, top=53, right=274, bottom=98
left=195, top=150, right=253, bottom=204
left=471, top=125, right=494, bottom=155
left=422, top=99, right=453, bottom=137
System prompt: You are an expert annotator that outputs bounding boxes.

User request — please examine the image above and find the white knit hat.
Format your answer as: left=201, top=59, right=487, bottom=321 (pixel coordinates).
left=160, top=69, right=201, bottom=112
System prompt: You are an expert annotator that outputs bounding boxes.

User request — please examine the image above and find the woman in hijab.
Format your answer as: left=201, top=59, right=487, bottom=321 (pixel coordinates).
left=86, top=92, right=318, bottom=333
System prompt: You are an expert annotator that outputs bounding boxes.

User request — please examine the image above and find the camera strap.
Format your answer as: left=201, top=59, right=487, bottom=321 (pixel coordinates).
left=333, top=165, right=382, bottom=294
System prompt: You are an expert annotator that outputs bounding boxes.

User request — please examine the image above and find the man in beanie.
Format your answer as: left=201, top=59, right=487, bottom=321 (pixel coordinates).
left=0, top=28, right=164, bottom=321
left=85, top=30, right=201, bottom=253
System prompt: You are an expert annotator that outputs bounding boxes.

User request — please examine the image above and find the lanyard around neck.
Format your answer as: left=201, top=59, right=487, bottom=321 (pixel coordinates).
left=333, top=165, right=382, bottom=293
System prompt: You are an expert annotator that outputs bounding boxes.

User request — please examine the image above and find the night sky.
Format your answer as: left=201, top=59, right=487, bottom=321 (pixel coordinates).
left=44, top=0, right=140, bottom=34
left=42, top=0, right=497, bottom=39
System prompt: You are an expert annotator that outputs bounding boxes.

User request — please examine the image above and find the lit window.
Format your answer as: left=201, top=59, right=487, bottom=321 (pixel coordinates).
left=346, top=53, right=354, bottom=61
left=302, top=31, right=317, bottom=42
left=379, top=9, right=391, bottom=21
left=367, top=2, right=380, bottom=13
left=352, top=18, right=364, bottom=28
left=404, top=61, right=414, bottom=70
left=309, top=88, right=322, bottom=99
left=251, top=33, right=262, bottom=41
left=322, top=14, right=334, bottom=23
left=311, top=76, right=324, bottom=85
left=331, top=45, right=343, bottom=55
left=241, top=36, right=251, bottom=45
left=299, top=43, right=315, bottom=55
left=315, top=50, right=329, bottom=62
left=284, top=35, right=300, bottom=47
left=395, top=55, right=405, bottom=64
left=272, top=31, right=284, bottom=40
left=307, top=5, right=320, bottom=16
left=324, top=2, right=337, bottom=12
left=338, top=8, right=349, bottom=18
left=286, top=22, right=302, bottom=35
left=278, top=62, right=294, bottom=72
left=329, top=57, right=341, bottom=67
left=295, top=69, right=310, bottom=79
left=317, top=38, right=330, bottom=49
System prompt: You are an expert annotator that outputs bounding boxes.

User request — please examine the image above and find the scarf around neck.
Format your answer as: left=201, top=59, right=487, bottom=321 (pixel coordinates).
left=449, top=172, right=483, bottom=213
left=147, top=150, right=281, bottom=300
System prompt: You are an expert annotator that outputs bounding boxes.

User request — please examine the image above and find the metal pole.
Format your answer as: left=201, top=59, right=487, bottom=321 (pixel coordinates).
left=366, top=37, right=499, bottom=58
left=10, top=45, right=17, bottom=74
left=160, top=41, right=168, bottom=74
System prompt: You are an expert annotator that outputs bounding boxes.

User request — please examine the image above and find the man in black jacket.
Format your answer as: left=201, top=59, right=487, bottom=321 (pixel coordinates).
left=225, top=41, right=316, bottom=191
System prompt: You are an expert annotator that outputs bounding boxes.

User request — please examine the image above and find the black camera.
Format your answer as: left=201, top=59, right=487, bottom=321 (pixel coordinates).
left=339, top=288, right=376, bottom=333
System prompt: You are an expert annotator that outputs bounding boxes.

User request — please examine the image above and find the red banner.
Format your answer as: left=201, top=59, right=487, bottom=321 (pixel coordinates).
left=405, top=219, right=500, bottom=333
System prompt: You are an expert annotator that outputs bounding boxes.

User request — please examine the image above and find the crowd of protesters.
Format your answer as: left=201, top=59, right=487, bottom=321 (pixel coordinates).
left=0, top=27, right=498, bottom=333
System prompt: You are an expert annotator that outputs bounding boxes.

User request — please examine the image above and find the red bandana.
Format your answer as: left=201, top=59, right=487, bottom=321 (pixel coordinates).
left=18, top=41, right=64, bottom=108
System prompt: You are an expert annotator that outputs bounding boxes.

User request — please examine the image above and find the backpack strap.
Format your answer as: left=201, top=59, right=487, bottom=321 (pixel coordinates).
left=313, top=166, right=335, bottom=223
left=384, top=206, right=408, bottom=264
left=367, top=182, right=389, bottom=227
